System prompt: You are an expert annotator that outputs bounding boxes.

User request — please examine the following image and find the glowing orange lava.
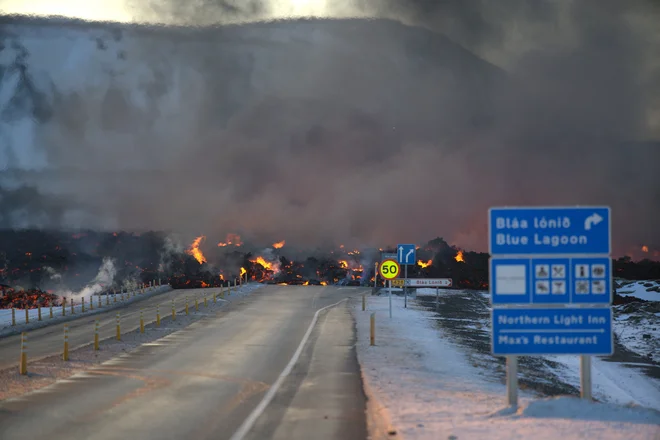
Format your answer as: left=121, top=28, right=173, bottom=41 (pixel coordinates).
left=303, top=281, right=310, bottom=286
left=201, top=281, right=209, bottom=288
left=321, top=281, right=328, bottom=286
left=417, top=259, right=432, bottom=268
left=273, top=240, right=286, bottom=249
left=338, top=260, right=349, bottom=269
left=642, top=245, right=649, bottom=253
left=240, top=267, right=247, bottom=277
left=218, top=233, right=243, bottom=247
left=186, top=236, right=207, bottom=264
left=251, top=256, right=274, bottom=271
left=455, top=250, right=464, bottom=263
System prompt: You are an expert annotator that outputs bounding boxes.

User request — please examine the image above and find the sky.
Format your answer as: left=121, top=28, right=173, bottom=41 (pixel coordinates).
left=0, top=0, right=659, bottom=258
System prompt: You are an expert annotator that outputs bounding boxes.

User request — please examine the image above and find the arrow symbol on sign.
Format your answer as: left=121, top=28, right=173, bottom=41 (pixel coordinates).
left=584, top=213, right=604, bottom=231
left=406, top=249, right=414, bottom=263
left=398, top=246, right=404, bottom=262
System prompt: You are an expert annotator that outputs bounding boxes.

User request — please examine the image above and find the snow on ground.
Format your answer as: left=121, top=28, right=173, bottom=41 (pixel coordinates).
left=0, top=285, right=173, bottom=335
left=616, top=280, right=660, bottom=302
left=353, top=295, right=660, bottom=440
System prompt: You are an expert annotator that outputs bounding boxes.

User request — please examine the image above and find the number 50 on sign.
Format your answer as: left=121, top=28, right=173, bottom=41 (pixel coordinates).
left=379, top=259, right=400, bottom=280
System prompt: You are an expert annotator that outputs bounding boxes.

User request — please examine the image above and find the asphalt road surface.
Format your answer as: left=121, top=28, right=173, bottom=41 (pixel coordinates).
left=0, top=286, right=237, bottom=371
left=0, top=286, right=368, bottom=440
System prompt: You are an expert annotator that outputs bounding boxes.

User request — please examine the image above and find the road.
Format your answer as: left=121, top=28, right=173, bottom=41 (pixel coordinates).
left=0, top=286, right=368, bottom=440
left=0, top=286, right=238, bottom=370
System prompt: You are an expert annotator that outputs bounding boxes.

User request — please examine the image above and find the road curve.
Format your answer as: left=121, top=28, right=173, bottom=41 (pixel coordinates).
left=0, top=285, right=368, bottom=440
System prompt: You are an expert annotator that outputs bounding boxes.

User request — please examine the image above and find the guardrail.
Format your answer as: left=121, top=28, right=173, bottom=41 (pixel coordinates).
left=13, top=281, right=253, bottom=375
left=0, top=281, right=167, bottom=333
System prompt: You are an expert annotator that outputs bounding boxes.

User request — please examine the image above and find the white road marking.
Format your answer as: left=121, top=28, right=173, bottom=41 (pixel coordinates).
left=229, top=298, right=348, bottom=440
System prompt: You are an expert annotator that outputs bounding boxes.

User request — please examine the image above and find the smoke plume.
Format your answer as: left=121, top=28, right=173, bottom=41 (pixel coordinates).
left=0, top=0, right=659, bottom=257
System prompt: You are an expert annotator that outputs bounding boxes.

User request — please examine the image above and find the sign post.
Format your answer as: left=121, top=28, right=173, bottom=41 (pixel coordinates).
left=379, top=259, right=400, bottom=319
left=397, top=244, right=416, bottom=309
left=488, top=206, right=612, bottom=407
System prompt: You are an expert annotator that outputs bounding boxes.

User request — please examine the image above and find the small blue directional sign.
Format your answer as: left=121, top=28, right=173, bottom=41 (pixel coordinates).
left=489, top=206, right=611, bottom=255
left=381, top=253, right=397, bottom=262
left=490, top=256, right=611, bottom=305
left=492, top=308, right=613, bottom=355
left=397, top=244, right=416, bottom=265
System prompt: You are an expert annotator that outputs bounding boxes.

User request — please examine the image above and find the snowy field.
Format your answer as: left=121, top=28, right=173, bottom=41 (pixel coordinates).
left=353, top=295, right=660, bottom=439
left=0, top=285, right=172, bottom=335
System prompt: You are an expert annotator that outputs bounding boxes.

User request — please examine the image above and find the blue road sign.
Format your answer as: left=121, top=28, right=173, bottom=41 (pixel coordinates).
left=489, top=206, right=611, bottom=255
left=492, top=308, right=613, bottom=355
left=490, top=256, right=611, bottom=305
left=397, top=244, right=416, bottom=265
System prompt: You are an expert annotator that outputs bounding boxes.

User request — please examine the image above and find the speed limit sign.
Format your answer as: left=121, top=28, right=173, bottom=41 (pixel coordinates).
left=379, top=259, right=400, bottom=280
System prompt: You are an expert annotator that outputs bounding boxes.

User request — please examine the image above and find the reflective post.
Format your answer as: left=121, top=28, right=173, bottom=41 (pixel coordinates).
left=94, top=319, right=100, bottom=350
left=19, top=332, right=27, bottom=375
left=63, top=324, right=69, bottom=361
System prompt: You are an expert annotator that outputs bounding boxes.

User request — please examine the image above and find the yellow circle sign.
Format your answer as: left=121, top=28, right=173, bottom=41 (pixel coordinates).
left=379, top=259, right=400, bottom=280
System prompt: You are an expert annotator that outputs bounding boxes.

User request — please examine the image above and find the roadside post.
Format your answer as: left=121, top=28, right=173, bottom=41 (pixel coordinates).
left=63, top=324, right=69, bottom=361
left=94, top=319, right=100, bottom=350
left=11, top=308, right=15, bottom=326
left=397, top=244, right=416, bottom=308
left=379, top=259, right=400, bottom=319
left=19, top=332, right=27, bottom=375
left=488, top=206, right=613, bottom=407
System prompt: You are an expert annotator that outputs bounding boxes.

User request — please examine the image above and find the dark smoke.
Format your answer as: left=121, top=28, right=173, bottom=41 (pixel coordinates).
left=0, top=0, right=659, bottom=257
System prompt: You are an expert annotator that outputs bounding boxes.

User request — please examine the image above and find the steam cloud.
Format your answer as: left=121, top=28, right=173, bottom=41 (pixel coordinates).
left=57, top=257, right=117, bottom=299
left=1, top=0, right=659, bottom=257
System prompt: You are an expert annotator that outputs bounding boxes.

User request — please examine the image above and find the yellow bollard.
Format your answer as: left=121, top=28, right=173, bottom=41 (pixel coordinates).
left=94, top=319, right=100, bottom=351
left=121, top=291, right=125, bottom=301
left=38, top=304, right=42, bottom=321
left=19, top=332, right=27, bottom=375
left=25, top=307, right=29, bottom=324
left=81, top=297, right=85, bottom=313
left=116, top=312, right=121, bottom=341
left=99, top=295, right=103, bottom=308
left=171, top=299, right=176, bottom=321
left=220, top=289, right=225, bottom=299
left=62, top=298, right=66, bottom=316
left=195, top=295, right=199, bottom=312
left=63, top=324, right=69, bottom=361
left=140, top=309, right=145, bottom=334
left=204, top=295, right=207, bottom=307
left=213, top=291, right=217, bottom=303
left=49, top=303, right=53, bottom=319
left=156, top=305, right=161, bottom=327
left=362, top=294, right=366, bottom=311
left=11, top=308, right=15, bottom=326
left=370, top=313, right=375, bottom=346
left=90, top=296, right=94, bottom=310
left=185, top=297, right=189, bottom=315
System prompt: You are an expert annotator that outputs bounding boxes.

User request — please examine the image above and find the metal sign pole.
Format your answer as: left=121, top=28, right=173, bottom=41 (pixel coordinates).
left=404, top=265, right=408, bottom=308
left=580, top=355, right=592, bottom=401
left=435, top=286, right=439, bottom=311
left=389, top=280, right=392, bottom=319
left=506, top=356, right=518, bottom=407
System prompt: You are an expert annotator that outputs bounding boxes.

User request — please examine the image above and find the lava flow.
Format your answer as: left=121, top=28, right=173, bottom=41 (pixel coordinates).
left=187, top=236, right=207, bottom=264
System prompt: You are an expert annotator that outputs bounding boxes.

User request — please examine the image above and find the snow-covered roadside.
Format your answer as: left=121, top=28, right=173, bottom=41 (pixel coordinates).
left=353, top=295, right=660, bottom=440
